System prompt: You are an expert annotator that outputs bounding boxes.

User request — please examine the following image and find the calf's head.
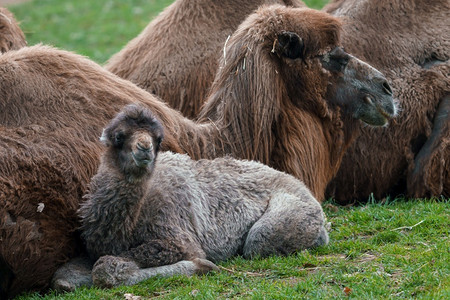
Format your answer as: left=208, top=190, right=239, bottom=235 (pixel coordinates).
left=100, top=104, right=164, bottom=178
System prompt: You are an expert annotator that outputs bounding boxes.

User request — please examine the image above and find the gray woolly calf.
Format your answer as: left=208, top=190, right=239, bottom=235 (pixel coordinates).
left=53, top=104, right=328, bottom=289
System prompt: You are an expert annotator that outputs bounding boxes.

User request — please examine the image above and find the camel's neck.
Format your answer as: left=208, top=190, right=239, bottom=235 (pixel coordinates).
left=99, top=168, right=149, bottom=228
left=137, top=95, right=227, bottom=158
left=272, top=109, right=358, bottom=201
left=80, top=163, right=150, bottom=258
left=146, top=99, right=235, bottom=160
left=176, top=115, right=274, bottom=162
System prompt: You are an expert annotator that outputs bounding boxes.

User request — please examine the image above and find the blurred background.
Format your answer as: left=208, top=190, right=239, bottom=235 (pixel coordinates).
left=2, top=0, right=329, bottom=63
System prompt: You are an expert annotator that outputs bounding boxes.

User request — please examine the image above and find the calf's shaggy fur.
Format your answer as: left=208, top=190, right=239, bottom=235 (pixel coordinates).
left=324, top=0, right=449, bottom=202
left=61, top=104, right=328, bottom=288
left=105, top=0, right=304, bottom=118
left=0, top=5, right=393, bottom=297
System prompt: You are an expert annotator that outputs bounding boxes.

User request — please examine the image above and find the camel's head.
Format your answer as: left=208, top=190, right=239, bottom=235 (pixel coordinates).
left=0, top=7, right=27, bottom=53
left=318, top=46, right=396, bottom=126
left=263, top=5, right=396, bottom=126
left=100, top=104, right=164, bottom=177
left=198, top=5, right=398, bottom=167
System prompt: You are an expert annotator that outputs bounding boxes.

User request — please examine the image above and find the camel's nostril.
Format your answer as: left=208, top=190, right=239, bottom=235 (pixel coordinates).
left=137, top=143, right=151, bottom=152
left=382, top=81, right=393, bottom=96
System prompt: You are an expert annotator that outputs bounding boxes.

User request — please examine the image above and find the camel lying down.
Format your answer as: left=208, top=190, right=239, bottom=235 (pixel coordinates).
left=52, top=104, right=328, bottom=289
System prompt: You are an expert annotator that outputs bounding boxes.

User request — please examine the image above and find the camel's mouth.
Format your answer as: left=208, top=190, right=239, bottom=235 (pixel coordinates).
left=367, top=95, right=396, bottom=118
left=132, top=152, right=153, bottom=168
left=358, top=94, right=396, bottom=126
left=376, top=103, right=395, bottom=121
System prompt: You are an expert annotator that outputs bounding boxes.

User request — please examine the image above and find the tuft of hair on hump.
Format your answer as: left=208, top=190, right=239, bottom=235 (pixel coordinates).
left=100, top=104, right=164, bottom=150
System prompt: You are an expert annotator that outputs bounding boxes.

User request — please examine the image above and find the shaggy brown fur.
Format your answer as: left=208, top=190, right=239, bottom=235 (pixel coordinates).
left=0, top=5, right=393, bottom=297
left=0, top=7, right=26, bottom=53
left=0, top=46, right=181, bottom=298
left=0, top=126, right=99, bottom=297
left=105, top=0, right=305, bottom=119
left=324, top=0, right=450, bottom=202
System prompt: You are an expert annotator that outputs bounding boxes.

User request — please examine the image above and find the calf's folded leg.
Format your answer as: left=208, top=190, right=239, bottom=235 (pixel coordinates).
left=92, top=256, right=218, bottom=288
left=243, top=191, right=328, bottom=258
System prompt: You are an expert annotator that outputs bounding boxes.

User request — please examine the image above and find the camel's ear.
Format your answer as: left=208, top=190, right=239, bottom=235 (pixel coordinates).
left=276, top=31, right=304, bottom=59
left=99, top=129, right=110, bottom=146
left=99, top=128, right=123, bottom=147
left=155, top=136, right=163, bottom=152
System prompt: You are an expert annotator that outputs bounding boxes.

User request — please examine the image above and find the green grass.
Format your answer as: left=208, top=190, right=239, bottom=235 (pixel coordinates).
left=9, top=0, right=174, bottom=63
left=15, top=198, right=450, bottom=299
left=305, top=0, right=330, bottom=9
left=8, top=0, right=330, bottom=64
left=5, top=0, right=449, bottom=299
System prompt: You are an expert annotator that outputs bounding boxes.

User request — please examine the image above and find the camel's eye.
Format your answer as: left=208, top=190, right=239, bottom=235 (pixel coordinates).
left=156, top=136, right=162, bottom=146
left=321, top=47, right=349, bottom=72
left=114, top=131, right=125, bottom=147
left=330, top=47, right=349, bottom=67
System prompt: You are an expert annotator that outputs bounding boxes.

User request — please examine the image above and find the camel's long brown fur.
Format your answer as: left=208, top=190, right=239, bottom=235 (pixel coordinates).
left=324, top=0, right=450, bottom=202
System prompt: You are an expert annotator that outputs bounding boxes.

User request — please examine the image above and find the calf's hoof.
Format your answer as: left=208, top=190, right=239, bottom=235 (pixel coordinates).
left=192, top=258, right=219, bottom=275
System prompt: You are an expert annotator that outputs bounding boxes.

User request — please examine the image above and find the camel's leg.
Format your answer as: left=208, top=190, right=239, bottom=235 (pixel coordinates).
left=51, top=255, right=94, bottom=292
left=92, top=255, right=218, bottom=288
left=91, top=238, right=217, bottom=288
left=407, top=94, right=450, bottom=198
left=0, top=254, right=14, bottom=299
left=119, top=238, right=206, bottom=268
left=242, top=192, right=328, bottom=258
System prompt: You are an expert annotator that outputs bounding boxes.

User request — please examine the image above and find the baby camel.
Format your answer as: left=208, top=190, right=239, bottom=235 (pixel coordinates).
left=67, top=104, right=328, bottom=288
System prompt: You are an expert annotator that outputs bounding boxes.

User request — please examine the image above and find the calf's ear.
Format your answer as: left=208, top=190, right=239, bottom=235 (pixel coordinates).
left=99, top=129, right=111, bottom=146
left=275, top=31, right=304, bottom=60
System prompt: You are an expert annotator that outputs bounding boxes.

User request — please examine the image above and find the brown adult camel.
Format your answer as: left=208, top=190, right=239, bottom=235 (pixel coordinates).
left=323, top=0, right=449, bottom=202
